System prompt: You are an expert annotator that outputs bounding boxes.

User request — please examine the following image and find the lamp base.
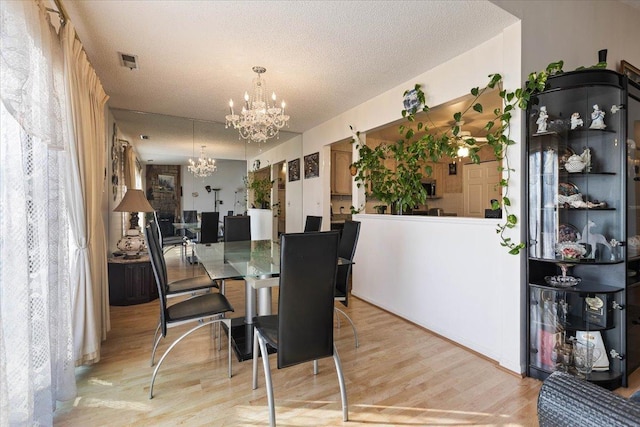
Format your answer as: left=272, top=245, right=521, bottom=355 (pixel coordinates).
left=117, top=229, right=146, bottom=258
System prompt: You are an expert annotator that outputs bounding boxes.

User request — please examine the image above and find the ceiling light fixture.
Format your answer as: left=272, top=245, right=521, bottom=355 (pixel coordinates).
left=188, top=145, right=217, bottom=178
left=225, top=66, right=290, bottom=144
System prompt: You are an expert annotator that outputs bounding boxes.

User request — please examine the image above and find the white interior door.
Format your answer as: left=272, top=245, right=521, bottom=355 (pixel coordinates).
left=463, top=161, right=500, bottom=218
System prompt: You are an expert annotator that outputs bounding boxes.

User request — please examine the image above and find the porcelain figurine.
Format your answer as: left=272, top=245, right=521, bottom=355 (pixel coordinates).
left=577, top=220, right=611, bottom=259
left=589, top=104, right=606, bottom=129
left=570, top=112, right=584, bottom=130
left=564, top=147, right=591, bottom=173
left=611, top=105, right=623, bottom=114
left=536, top=106, right=548, bottom=133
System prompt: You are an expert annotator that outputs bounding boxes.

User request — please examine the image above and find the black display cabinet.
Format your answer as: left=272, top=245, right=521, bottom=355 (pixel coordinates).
left=526, top=69, right=640, bottom=389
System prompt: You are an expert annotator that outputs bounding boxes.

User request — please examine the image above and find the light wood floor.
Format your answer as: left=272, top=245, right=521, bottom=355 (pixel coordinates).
left=54, top=248, right=639, bottom=426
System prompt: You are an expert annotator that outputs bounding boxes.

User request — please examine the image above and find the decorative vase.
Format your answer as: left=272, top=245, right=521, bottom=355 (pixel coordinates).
left=117, top=229, right=146, bottom=258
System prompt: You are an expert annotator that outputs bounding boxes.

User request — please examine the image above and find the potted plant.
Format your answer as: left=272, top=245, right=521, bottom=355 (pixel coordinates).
left=351, top=130, right=429, bottom=215
left=245, top=175, right=273, bottom=209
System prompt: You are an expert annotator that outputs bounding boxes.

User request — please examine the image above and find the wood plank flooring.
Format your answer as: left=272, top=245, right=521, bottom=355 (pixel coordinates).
left=54, top=247, right=639, bottom=426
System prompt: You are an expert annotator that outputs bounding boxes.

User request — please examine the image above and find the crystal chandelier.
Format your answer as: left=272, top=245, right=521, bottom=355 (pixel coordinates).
left=188, top=145, right=217, bottom=177
left=225, top=66, right=290, bottom=143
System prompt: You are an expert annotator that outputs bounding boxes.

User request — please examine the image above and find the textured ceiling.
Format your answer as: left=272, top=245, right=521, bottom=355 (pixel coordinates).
left=61, top=0, right=519, bottom=163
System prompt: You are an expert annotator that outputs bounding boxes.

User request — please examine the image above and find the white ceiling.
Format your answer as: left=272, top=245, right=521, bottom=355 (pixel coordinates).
left=61, top=0, right=519, bottom=164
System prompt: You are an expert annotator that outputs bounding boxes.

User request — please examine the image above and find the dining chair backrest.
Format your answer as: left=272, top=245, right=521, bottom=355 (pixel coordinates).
left=336, top=221, right=361, bottom=300
left=145, top=224, right=169, bottom=337
left=147, top=219, right=169, bottom=284
left=224, top=215, right=251, bottom=242
left=304, top=215, right=323, bottom=232
left=183, top=210, right=198, bottom=239
left=200, top=212, right=220, bottom=244
left=277, top=231, right=340, bottom=368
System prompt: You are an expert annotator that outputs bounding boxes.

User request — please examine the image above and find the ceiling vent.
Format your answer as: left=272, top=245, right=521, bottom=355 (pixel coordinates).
left=119, top=52, right=139, bottom=70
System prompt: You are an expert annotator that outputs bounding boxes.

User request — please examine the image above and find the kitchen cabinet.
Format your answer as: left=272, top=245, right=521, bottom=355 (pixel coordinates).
left=526, top=69, right=640, bottom=389
left=331, top=150, right=352, bottom=195
left=108, top=255, right=157, bottom=306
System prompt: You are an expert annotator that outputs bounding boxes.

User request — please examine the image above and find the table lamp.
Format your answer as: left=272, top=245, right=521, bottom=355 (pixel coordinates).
left=113, top=189, right=155, bottom=258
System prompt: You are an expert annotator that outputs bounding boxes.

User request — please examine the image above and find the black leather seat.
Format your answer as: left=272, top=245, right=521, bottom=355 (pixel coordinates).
left=303, top=215, right=322, bottom=232
left=145, top=224, right=234, bottom=399
left=334, top=220, right=361, bottom=347
left=252, top=231, right=348, bottom=426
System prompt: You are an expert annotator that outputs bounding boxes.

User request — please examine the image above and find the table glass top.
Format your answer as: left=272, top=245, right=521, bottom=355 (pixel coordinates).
left=194, top=239, right=352, bottom=280
left=194, top=240, right=279, bottom=279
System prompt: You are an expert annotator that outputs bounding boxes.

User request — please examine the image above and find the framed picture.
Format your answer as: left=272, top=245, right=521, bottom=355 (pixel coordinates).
left=304, top=152, right=319, bottom=179
left=621, top=60, right=640, bottom=85
left=449, top=162, right=457, bottom=175
left=157, top=174, right=175, bottom=192
left=288, top=158, right=300, bottom=182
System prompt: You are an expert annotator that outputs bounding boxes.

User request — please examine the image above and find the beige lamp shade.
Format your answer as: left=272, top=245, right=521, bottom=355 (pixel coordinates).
left=113, top=189, right=154, bottom=213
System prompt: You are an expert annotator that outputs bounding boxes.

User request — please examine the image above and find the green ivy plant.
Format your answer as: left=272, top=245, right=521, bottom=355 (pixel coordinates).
left=244, top=175, right=273, bottom=209
left=352, top=60, right=605, bottom=255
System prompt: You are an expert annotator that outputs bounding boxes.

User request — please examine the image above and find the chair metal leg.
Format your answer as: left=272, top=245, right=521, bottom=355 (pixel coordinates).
left=226, top=318, right=232, bottom=379
left=333, top=344, right=349, bottom=422
left=257, top=332, right=276, bottom=427
left=151, top=321, right=161, bottom=362
left=252, top=328, right=260, bottom=389
left=313, top=360, right=318, bottom=375
left=150, top=327, right=163, bottom=367
left=149, top=318, right=231, bottom=399
left=334, top=307, right=359, bottom=348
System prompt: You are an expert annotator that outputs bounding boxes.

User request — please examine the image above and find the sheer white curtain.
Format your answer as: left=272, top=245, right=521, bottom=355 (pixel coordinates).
left=60, top=21, right=110, bottom=365
left=0, top=0, right=76, bottom=424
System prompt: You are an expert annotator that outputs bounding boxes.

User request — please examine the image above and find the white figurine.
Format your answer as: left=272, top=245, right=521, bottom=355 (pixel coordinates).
left=578, top=220, right=611, bottom=259
left=570, top=112, right=584, bottom=130
left=536, top=106, right=548, bottom=133
left=589, top=104, right=606, bottom=129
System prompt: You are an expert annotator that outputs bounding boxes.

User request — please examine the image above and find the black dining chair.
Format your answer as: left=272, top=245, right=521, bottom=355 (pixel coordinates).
left=334, top=220, right=361, bottom=348
left=303, top=215, right=322, bottom=232
left=146, top=221, right=223, bottom=360
left=252, top=231, right=348, bottom=426
left=182, top=210, right=198, bottom=239
left=145, top=224, right=235, bottom=399
left=224, top=215, right=251, bottom=242
left=199, top=211, right=220, bottom=244
left=153, top=212, right=187, bottom=256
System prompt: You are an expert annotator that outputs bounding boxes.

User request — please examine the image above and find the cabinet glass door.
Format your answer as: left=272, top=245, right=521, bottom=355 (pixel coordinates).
left=529, top=86, right=625, bottom=264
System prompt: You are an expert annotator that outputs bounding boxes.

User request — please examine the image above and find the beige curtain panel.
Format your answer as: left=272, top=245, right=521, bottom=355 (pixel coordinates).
left=61, top=20, right=110, bottom=366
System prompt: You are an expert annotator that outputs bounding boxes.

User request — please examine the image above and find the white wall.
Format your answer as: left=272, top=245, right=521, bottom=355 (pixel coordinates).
left=492, top=0, right=640, bottom=76
left=181, top=159, right=246, bottom=216
left=352, top=215, right=509, bottom=364
left=247, top=135, right=304, bottom=232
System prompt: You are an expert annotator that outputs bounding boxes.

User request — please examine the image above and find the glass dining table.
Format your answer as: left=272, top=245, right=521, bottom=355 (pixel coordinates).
left=193, top=239, right=351, bottom=361
left=193, top=240, right=281, bottom=361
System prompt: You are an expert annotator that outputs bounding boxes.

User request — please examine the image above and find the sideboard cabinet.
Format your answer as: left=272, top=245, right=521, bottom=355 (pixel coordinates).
left=108, top=255, right=158, bottom=306
left=526, top=69, right=640, bottom=389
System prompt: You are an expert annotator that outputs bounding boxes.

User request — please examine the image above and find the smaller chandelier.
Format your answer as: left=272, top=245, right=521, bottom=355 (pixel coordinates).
left=188, top=145, right=217, bottom=177
left=225, top=66, right=290, bottom=144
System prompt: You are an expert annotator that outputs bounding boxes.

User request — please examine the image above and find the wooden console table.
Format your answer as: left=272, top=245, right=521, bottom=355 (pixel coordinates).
left=108, top=255, right=158, bottom=306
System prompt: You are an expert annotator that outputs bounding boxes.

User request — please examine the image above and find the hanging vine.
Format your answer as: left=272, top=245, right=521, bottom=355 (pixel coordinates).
left=352, top=60, right=605, bottom=255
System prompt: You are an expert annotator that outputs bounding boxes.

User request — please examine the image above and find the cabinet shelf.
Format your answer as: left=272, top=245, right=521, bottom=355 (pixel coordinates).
left=529, top=280, right=624, bottom=294
left=528, top=257, right=625, bottom=266
left=528, top=365, right=622, bottom=388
